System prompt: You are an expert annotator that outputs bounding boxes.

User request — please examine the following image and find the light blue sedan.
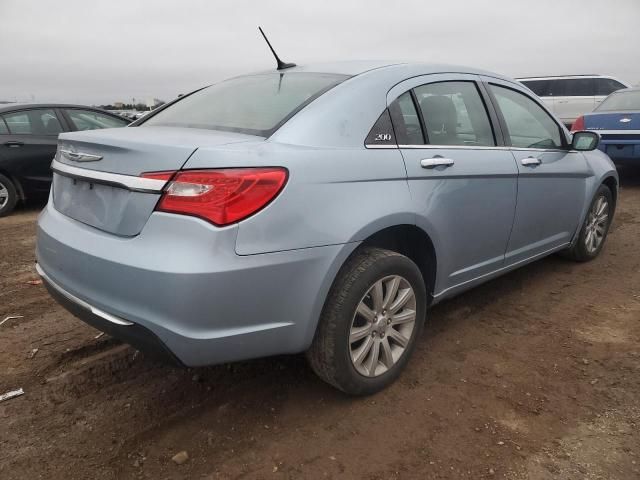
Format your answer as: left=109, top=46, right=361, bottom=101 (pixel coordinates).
left=36, top=61, right=617, bottom=394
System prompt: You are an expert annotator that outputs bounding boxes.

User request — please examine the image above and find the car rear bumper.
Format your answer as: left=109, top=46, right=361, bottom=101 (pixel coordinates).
left=38, top=263, right=182, bottom=364
left=36, top=201, right=353, bottom=367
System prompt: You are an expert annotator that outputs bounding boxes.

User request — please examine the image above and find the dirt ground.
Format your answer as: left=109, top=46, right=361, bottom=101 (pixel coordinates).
left=1, top=169, right=639, bottom=480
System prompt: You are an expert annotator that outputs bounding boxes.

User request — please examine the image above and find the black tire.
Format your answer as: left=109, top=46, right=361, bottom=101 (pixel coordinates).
left=0, top=174, right=18, bottom=218
left=562, top=184, right=613, bottom=262
left=307, top=247, right=427, bottom=395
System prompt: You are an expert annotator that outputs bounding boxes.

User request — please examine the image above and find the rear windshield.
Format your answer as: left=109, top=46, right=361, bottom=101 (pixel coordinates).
left=142, top=72, right=349, bottom=137
left=596, top=90, right=640, bottom=111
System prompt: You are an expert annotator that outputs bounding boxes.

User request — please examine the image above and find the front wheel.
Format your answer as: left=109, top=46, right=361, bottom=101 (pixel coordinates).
left=307, top=247, right=427, bottom=395
left=563, top=184, right=613, bottom=262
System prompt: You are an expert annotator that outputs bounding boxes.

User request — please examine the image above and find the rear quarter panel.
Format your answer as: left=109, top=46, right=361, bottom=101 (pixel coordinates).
left=183, top=142, right=415, bottom=255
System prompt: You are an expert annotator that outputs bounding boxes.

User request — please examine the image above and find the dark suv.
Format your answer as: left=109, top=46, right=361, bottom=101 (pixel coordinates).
left=0, top=104, right=129, bottom=216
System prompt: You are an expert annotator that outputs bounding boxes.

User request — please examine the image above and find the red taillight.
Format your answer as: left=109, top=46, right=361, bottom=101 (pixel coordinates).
left=149, top=168, right=288, bottom=226
left=571, top=116, right=585, bottom=132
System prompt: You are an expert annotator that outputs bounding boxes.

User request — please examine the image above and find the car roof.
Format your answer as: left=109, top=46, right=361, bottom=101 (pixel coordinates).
left=0, top=103, right=111, bottom=114
left=251, top=60, right=514, bottom=82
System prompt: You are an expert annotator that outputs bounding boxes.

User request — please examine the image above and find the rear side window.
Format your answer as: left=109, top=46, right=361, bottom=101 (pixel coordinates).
left=143, top=73, right=349, bottom=137
left=521, top=80, right=552, bottom=97
left=414, top=81, right=495, bottom=147
left=594, top=78, right=626, bottom=96
left=2, top=109, right=63, bottom=135
left=0, top=119, right=8, bottom=134
left=490, top=85, right=562, bottom=149
left=66, top=109, right=128, bottom=131
left=552, top=78, right=594, bottom=97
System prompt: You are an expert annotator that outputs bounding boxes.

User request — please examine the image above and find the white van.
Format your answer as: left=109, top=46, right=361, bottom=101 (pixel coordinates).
left=517, top=75, right=629, bottom=126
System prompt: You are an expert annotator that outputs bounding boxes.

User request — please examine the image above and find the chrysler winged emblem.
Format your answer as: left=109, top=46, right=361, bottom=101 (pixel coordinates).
left=59, top=148, right=103, bottom=162
left=620, top=117, right=632, bottom=123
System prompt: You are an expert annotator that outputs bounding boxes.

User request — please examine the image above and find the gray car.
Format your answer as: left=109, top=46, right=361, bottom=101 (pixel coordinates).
left=36, top=61, right=618, bottom=395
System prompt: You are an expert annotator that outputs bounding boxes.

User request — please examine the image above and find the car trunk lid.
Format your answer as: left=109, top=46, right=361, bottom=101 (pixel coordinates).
left=52, top=126, right=263, bottom=236
left=585, top=111, right=640, bottom=131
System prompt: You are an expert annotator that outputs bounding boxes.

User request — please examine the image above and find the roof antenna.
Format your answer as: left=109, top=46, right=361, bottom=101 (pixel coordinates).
left=258, top=26, right=296, bottom=70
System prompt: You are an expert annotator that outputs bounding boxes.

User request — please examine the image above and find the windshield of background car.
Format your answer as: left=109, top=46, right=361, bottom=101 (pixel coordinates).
left=142, top=73, right=349, bottom=137
left=596, top=90, right=640, bottom=111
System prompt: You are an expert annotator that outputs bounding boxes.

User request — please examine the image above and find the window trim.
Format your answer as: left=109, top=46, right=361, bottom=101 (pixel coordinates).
left=382, top=80, right=499, bottom=149
left=485, top=82, right=569, bottom=150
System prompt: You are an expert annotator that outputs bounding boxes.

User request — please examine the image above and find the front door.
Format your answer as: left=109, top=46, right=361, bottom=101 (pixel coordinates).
left=387, top=75, right=518, bottom=296
left=484, top=79, right=592, bottom=265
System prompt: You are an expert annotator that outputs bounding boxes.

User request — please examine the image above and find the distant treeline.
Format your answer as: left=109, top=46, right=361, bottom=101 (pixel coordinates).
left=98, top=102, right=165, bottom=111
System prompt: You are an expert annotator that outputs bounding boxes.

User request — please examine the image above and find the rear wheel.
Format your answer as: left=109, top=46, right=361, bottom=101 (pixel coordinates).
left=563, top=184, right=613, bottom=262
left=307, top=247, right=427, bottom=395
left=0, top=174, right=18, bottom=217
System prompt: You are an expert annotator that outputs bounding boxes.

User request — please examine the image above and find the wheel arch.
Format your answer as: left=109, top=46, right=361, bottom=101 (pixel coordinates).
left=303, top=223, right=438, bottom=350
left=602, top=174, right=618, bottom=211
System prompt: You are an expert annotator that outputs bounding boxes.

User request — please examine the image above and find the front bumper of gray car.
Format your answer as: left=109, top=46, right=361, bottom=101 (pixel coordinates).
left=36, top=201, right=353, bottom=367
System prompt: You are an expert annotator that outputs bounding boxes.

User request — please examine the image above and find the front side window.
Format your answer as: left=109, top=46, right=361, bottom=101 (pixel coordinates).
left=490, top=85, right=562, bottom=149
left=143, top=73, right=349, bottom=137
left=596, top=90, right=640, bottom=111
left=66, top=109, right=128, bottom=131
left=414, top=81, right=495, bottom=147
left=2, top=109, right=62, bottom=135
left=594, top=78, right=626, bottom=96
left=0, top=119, right=8, bottom=134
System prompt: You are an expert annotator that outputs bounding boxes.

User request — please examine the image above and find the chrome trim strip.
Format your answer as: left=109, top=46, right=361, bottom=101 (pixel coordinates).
left=592, top=130, right=640, bottom=135
left=60, top=149, right=103, bottom=162
left=396, top=144, right=570, bottom=153
left=35, top=263, right=134, bottom=326
left=51, top=159, right=166, bottom=193
left=364, top=144, right=399, bottom=149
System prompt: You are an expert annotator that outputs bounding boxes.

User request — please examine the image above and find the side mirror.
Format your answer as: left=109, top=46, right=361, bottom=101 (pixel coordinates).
left=571, top=131, right=600, bottom=151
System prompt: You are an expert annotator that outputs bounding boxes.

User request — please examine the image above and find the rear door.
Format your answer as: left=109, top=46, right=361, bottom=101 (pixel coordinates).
left=387, top=74, right=518, bottom=294
left=0, top=108, right=64, bottom=195
left=552, top=78, right=595, bottom=125
left=484, top=79, right=591, bottom=264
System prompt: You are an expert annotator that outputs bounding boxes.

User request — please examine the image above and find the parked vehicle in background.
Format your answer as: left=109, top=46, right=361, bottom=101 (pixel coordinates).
left=0, top=104, right=129, bottom=216
left=36, top=62, right=618, bottom=395
left=517, top=75, right=629, bottom=126
left=572, top=87, right=640, bottom=166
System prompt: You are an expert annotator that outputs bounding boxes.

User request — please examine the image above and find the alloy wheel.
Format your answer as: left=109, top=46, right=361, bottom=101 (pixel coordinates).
left=0, top=181, right=8, bottom=208
left=584, top=195, right=609, bottom=254
left=349, top=275, right=416, bottom=377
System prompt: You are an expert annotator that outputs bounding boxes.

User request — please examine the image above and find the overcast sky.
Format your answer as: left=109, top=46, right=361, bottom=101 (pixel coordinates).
left=1, top=0, right=639, bottom=105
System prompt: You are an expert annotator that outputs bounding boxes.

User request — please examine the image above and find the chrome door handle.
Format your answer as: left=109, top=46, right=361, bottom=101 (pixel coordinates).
left=420, top=158, right=455, bottom=169
left=4, top=141, right=24, bottom=148
left=521, top=157, right=541, bottom=166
